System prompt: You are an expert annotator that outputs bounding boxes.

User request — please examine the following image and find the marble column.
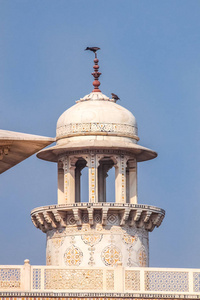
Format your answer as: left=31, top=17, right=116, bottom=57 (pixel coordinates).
left=115, top=155, right=127, bottom=203
left=57, top=161, right=64, bottom=204
left=128, top=159, right=137, bottom=204
left=88, top=153, right=98, bottom=203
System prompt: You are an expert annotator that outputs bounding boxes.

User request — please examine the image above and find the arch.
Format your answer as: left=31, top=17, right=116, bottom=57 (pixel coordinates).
left=75, top=158, right=88, bottom=203
left=106, top=166, right=115, bottom=203
left=98, top=157, right=115, bottom=203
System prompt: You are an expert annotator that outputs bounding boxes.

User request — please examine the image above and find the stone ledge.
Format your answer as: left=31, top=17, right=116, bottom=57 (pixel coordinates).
left=31, top=203, right=165, bottom=233
left=0, top=292, right=199, bottom=299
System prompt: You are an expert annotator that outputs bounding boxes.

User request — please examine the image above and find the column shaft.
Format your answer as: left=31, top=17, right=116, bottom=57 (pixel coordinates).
left=115, top=155, right=126, bottom=203
left=57, top=161, right=64, bottom=204
left=88, top=153, right=98, bottom=203
left=63, top=156, right=76, bottom=204
left=128, top=159, right=137, bottom=204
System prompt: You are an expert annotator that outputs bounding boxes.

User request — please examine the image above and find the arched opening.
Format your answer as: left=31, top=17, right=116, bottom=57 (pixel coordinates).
left=98, top=157, right=115, bottom=202
left=106, top=166, right=115, bottom=203
left=75, top=158, right=88, bottom=203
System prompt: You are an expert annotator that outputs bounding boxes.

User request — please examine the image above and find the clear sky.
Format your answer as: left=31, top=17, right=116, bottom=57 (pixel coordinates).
left=0, top=0, right=200, bottom=268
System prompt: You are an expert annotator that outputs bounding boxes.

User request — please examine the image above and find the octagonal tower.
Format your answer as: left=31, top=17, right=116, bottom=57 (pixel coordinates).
left=31, top=51, right=165, bottom=268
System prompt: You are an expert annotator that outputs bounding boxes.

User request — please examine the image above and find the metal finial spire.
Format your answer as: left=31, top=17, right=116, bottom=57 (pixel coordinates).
left=85, top=47, right=101, bottom=92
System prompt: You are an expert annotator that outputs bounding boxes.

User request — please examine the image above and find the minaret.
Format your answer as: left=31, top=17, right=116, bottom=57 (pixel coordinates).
left=31, top=50, right=165, bottom=268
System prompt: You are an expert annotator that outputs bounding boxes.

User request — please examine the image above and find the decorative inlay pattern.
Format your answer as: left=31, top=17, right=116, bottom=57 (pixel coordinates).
left=145, top=271, right=189, bottom=292
left=122, top=233, right=137, bottom=245
left=52, top=237, right=64, bottom=249
left=121, top=155, right=126, bottom=202
left=44, top=269, right=103, bottom=290
left=193, top=272, right=200, bottom=292
left=107, top=214, right=118, bottom=225
left=56, top=122, right=138, bottom=139
left=81, top=234, right=102, bottom=246
left=137, top=246, right=147, bottom=267
left=81, top=234, right=102, bottom=266
left=67, top=215, right=76, bottom=225
left=64, top=246, right=83, bottom=266
left=31, top=203, right=165, bottom=233
left=89, top=154, right=96, bottom=203
left=46, top=252, right=51, bottom=266
left=106, top=270, right=114, bottom=290
left=0, top=268, right=21, bottom=289
left=94, top=213, right=101, bottom=223
left=32, top=269, right=41, bottom=290
left=82, top=214, right=89, bottom=223
left=125, top=270, right=140, bottom=290
left=101, top=245, right=122, bottom=266
left=0, top=265, right=198, bottom=294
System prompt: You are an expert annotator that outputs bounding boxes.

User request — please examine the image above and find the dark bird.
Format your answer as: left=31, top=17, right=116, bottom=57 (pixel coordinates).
left=85, top=47, right=100, bottom=53
left=111, top=93, right=120, bottom=101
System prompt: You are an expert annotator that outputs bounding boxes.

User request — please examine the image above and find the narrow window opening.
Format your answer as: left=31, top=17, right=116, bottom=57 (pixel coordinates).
left=106, top=166, right=115, bottom=203
left=98, top=157, right=115, bottom=202
left=126, top=168, right=130, bottom=203
left=75, top=158, right=88, bottom=203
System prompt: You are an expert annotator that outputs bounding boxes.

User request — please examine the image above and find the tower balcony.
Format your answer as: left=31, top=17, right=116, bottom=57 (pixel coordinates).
left=31, top=203, right=165, bottom=233
left=31, top=203, right=164, bottom=268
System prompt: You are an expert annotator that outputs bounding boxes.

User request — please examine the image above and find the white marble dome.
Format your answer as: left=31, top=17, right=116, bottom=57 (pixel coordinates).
left=56, top=92, right=138, bottom=142
left=37, top=91, right=157, bottom=162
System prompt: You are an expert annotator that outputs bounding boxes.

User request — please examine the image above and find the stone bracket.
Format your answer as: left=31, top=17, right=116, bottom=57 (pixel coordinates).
left=31, top=203, right=165, bottom=233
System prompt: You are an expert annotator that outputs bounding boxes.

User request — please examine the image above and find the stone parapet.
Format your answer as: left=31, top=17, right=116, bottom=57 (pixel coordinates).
left=0, top=262, right=199, bottom=296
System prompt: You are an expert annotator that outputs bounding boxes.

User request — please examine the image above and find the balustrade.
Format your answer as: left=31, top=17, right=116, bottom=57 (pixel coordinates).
left=0, top=261, right=200, bottom=295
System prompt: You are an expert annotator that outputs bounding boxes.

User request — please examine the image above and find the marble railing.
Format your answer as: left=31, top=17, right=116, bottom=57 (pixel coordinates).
left=0, top=260, right=200, bottom=295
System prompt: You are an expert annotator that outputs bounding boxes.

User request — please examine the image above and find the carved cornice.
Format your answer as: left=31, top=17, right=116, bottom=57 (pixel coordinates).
left=31, top=203, right=165, bottom=233
left=58, top=149, right=136, bottom=162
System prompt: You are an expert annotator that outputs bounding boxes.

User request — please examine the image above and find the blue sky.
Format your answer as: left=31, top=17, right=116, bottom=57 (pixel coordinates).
left=0, top=0, right=200, bottom=268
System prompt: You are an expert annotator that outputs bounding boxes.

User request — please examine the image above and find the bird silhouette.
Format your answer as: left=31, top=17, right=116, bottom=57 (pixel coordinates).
left=111, top=93, right=120, bottom=101
left=85, top=47, right=100, bottom=53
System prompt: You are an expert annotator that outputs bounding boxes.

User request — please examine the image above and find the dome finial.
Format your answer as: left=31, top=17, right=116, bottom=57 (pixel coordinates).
left=85, top=47, right=101, bottom=92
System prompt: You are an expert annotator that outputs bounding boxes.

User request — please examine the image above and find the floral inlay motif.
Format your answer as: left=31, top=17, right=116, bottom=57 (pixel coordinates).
left=137, top=246, right=147, bottom=267
left=81, top=234, right=102, bottom=246
left=64, top=246, right=83, bottom=266
left=81, top=234, right=102, bottom=266
left=122, top=233, right=137, bottom=245
left=101, top=245, right=121, bottom=266
left=52, top=237, right=64, bottom=249
left=46, top=252, right=51, bottom=266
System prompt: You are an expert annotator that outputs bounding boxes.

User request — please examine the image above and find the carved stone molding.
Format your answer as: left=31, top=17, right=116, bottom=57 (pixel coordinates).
left=31, top=203, right=165, bottom=233
left=56, top=122, right=138, bottom=141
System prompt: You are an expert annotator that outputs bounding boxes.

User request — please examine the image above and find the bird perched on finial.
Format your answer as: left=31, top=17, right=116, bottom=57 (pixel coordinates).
left=85, top=47, right=100, bottom=53
left=111, top=93, right=120, bottom=101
